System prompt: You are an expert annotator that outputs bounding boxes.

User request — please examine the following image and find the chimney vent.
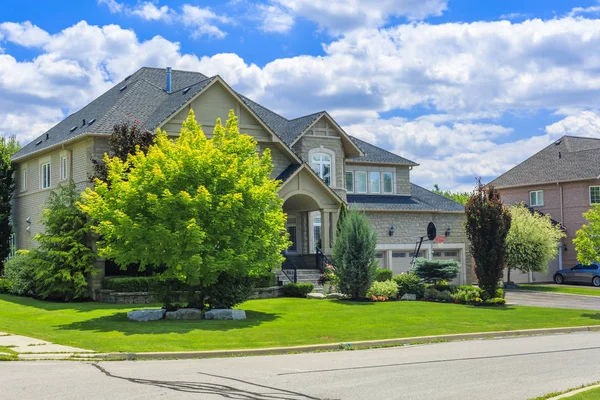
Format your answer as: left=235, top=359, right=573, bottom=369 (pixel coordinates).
left=166, top=67, right=172, bottom=93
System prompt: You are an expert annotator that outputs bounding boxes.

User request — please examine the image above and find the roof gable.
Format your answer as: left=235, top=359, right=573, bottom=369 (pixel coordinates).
left=489, top=135, right=600, bottom=188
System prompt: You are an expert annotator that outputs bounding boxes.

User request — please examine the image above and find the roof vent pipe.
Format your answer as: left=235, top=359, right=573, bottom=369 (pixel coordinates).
left=166, top=67, right=172, bottom=93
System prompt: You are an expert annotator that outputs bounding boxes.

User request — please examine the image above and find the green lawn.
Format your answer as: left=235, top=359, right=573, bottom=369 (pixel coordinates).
left=567, top=386, right=600, bottom=399
left=518, top=284, right=600, bottom=297
left=1, top=294, right=600, bottom=353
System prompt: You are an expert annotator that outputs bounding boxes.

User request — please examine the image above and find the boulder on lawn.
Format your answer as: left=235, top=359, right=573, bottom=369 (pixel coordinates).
left=307, top=292, right=326, bottom=299
left=165, top=308, right=203, bottom=320
left=205, top=309, right=246, bottom=320
left=401, top=293, right=417, bottom=301
left=326, top=293, right=344, bottom=299
left=127, top=309, right=166, bottom=322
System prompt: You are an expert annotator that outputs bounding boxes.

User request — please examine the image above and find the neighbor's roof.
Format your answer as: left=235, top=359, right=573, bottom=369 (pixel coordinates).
left=489, top=136, right=600, bottom=188
left=348, top=184, right=465, bottom=212
left=348, top=136, right=418, bottom=166
left=13, top=67, right=414, bottom=167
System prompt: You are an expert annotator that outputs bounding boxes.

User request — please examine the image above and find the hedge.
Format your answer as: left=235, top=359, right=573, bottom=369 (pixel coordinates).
left=281, top=283, right=314, bottom=298
left=103, top=276, right=157, bottom=292
left=375, top=268, right=393, bottom=282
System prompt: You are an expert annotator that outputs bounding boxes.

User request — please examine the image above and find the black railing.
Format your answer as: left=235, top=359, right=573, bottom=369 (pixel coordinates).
left=281, top=255, right=298, bottom=284
left=316, top=247, right=334, bottom=273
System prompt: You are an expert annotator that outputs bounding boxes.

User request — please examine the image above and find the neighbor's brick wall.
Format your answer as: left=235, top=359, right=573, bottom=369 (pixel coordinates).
left=498, top=179, right=600, bottom=269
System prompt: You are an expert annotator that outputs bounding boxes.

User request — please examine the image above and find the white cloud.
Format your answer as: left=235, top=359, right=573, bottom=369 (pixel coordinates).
left=499, top=12, right=528, bottom=20
left=545, top=110, right=600, bottom=138
left=567, top=2, right=600, bottom=18
left=97, top=1, right=229, bottom=38
left=0, top=21, right=51, bottom=47
left=266, top=0, right=448, bottom=34
left=259, top=4, right=295, bottom=33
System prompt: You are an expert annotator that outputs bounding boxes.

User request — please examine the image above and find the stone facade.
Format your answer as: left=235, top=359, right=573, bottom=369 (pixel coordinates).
left=293, top=135, right=345, bottom=191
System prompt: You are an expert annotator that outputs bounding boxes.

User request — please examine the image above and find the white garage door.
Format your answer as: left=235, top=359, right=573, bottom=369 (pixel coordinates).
left=432, top=250, right=462, bottom=285
left=391, top=251, right=425, bottom=275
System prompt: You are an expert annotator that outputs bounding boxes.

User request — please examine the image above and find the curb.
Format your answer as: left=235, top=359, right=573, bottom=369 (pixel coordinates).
left=547, top=383, right=600, bottom=399
left=84, top=324, right=600, bottom=361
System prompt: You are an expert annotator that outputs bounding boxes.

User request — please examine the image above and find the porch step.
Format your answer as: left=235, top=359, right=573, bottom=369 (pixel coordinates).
left=276, top=269, right=322, bottom=286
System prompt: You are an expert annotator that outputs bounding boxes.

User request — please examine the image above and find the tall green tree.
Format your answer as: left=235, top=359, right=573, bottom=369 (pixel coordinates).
left=0, top=135, right=21, bottom=271
left=505, top=204, right=566, bottom=283
left=432, top=184, right=469, bottom=205
left=333, top=210, right=378, bottom=299
left=574, top=205, right=600, bottom=265
left=336, top=202, right=347, bottom=233
left=81, top=110, right=289, bottom=305
left=465, top=180, right=511, bottom=298
left=32, top=182, right=96, bottom=301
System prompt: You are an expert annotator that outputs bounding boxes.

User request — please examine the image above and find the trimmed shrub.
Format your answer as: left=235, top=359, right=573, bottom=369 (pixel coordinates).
left=253, top=273, right=278, bottom=288
left=483, top=297, right=507, bottom=306
left=432, top=279, right=450, bottom=292
left=204, top=274, right=254, bottom=309
left=423, top=287, right=453, bottom=302
left=282, top=283, right=314, bottom=298
left=103, top=276, right=158, bottom=292
left=412, top=258, right=460, bottom=283
left=4, top=251, right=36, bottom=296
left=333, top=210, right=378, bottom=299
left=367, top=280, right=398, bottom=299
left=375, top=268, right=393, bottom=282
left=451, top=286, right=483, bottom=304
left=393, top=273, right=425, bottom=299
left=0, top=278, right=12, bottom=294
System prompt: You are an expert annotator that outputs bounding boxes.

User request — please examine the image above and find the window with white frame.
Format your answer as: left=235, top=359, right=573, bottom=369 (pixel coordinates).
left=21, top=166, right=27, bottom=191
left=591, top=186, right=600, bottom=205
left=356, top=171, right=367, bottom=193
left=370, top=172, right=380, bottom=193
left=40, top=161, right=51, bottom=189
left=529, top=190, right=543, bottom=206
left=60, top=156, right=68, bottom=181
left=345, top=171, right=354, bottom=193
left=383, top=172, right=393, bottom=194
left=310, top=153, right=332, bottom=186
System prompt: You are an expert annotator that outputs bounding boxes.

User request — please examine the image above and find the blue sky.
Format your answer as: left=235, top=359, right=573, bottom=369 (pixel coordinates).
left=2, top=0, right=600, bottom=190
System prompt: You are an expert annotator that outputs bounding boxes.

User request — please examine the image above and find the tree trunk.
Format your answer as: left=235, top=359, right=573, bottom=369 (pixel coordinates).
left=507, top=267, right=511, bottom=285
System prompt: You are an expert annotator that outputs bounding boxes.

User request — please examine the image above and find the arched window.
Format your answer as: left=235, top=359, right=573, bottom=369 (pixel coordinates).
left=308, top=148, right=335, bottom=187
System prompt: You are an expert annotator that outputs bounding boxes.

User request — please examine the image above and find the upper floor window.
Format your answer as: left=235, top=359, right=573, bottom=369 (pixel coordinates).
left=590, top=186, right=600, bottom=205
left=529, top=190, right=543, bottom=206
left=60, top=156, right=68, bottom=181
left=370, top=172, right=380, bottom=193
left=345, top=171, right=354, bottom=193
left=356, top=171, right=367, bottom=193
left=310, top=153, right=332, bottom=186
left=40, top=162, right=51, bottom=189
left=383, top=172, right=393, bottom=194
left=21, top=166, right=27, bottom=192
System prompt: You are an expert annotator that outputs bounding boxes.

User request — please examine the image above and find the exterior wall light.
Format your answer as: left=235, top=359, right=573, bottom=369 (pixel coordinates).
left=389, top=225, right=395, bottom=236
left=445, top=227, right=451, bottom=237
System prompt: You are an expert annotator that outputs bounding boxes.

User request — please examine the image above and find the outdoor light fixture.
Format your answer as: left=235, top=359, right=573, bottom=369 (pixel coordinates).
left=389, top=225, right=395, bottom=236
left=25, top=217, right=31, bottom=232
left=445, top=227, right=452, bottom=237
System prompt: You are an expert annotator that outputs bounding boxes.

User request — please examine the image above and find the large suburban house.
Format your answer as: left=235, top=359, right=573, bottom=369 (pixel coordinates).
left=490, top=135, right=600, bottom=283
left=11, top=67, right=469, bottom=295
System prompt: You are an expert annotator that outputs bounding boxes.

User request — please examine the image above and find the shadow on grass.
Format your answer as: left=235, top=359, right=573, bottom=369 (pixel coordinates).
left=57, top=310, right=280, bottom=335
left=580, top=313, right=600, bottom=320
left=0, top=294, right=139, bottom=313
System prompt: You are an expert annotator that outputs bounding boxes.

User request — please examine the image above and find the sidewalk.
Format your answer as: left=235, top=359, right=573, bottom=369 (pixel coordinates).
left=0, top=331, right=96, bottom=360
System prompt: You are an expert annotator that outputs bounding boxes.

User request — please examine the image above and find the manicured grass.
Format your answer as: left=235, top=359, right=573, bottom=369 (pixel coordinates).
left=568, top=386, right=600, bottom=399
left=519, top=284, right=600, bottom=297
left=1, top=294, right=600, bottom=353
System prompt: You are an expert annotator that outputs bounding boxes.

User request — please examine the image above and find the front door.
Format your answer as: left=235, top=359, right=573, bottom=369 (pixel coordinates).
left=286, top=215, right=298, bottom=255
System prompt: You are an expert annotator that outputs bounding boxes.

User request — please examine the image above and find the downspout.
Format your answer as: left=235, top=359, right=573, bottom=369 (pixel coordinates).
left=558, top=182, right=564, bottom=270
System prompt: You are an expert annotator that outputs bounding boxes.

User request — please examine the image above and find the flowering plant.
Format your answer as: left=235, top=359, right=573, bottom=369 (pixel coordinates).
left=318, top=264, right=339, bottom=286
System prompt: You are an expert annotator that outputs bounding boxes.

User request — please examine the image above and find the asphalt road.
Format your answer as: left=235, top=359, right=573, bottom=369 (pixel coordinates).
left=506, top=290, right=600, bottom=310
left=4, top=332, right=600, bottom=400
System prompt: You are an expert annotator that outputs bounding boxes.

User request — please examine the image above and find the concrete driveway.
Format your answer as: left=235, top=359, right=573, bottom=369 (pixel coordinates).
left=506, top=290, right=600, bottom=310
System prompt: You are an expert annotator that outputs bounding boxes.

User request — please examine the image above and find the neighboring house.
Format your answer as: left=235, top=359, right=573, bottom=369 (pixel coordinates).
left=11, top=67, right=469, bottom=296
left=489, top=135, right=600, bottom=283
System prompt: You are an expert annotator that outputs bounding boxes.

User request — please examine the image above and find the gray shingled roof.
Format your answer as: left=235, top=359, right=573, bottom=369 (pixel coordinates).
left=347, top=136, right=418, bottom=166
left=14, top=66, right=413, bottom=169
left=489, top=136, right=600, bottom=188
left=348, top=184, right=465, bottom=212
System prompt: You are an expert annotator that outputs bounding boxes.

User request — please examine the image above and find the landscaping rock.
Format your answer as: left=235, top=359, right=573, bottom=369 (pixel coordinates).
left=307, top=292, right=326, bottom=299
left=165, top=308, right=202, bottom=320
left=205, top=309, right=246, bottom=320
left=401, top=293, right=417, bottom=301
left=127, top=309, right=166, bottom=322
left=326, top=293, right=344, bottom=299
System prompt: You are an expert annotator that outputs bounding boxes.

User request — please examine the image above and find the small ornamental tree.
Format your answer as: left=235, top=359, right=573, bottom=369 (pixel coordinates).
left=574, top=205, right=600, bottom=265
left=412, top=258, right=460, bottom=283
left=337, top=202, right=347, bottom=233
left=332, top=210, right=378, bottom=299
left=505, top=204, right=566, bottom=283
left=0, top=135, right=20, bottom=271
left=465, top=180, right=511, bottom=299
left=91, top=122, right=155, bottom=182
left=31, top=182, right=96, bottom=301
left=80, top=110, right=289, bottom=308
